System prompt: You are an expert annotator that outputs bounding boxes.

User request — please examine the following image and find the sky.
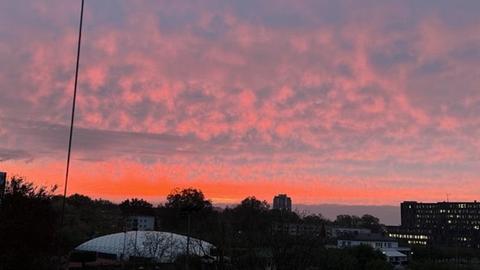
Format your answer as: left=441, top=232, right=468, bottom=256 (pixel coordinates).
left=1, top=0, right=480, bottom=206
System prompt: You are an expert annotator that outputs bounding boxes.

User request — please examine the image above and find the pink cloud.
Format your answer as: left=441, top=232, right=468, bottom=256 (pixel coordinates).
left=1, top=0, right=480, bottom=205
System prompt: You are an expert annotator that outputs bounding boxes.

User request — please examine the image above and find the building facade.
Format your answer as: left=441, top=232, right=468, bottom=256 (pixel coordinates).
left=125, top=215, right=155, bottom=231
left=337, top=233, right=409, bottom=266
left=272, top=224, right=374, bottom=239
left=328, top=227, right=372, bottom=238
left=272, top=222, right=324, bottom=237
left=388, top=201, right=480, bottom=248
left=273, top=194, right=292, bottom=212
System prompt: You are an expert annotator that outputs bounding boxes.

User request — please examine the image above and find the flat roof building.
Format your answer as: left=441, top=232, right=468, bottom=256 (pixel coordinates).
left=273, top=194, right=292, bottom=212
left=337, top=233, right=410, bottom=267
left=388, top=201, right=480, bottom=248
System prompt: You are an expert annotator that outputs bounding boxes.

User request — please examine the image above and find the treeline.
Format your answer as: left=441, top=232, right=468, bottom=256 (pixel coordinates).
left=0, top=176, right=391, bottom=270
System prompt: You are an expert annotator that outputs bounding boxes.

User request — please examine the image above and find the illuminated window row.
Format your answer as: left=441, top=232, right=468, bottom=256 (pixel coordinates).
left=389, top=233, right=428, bottom=240
left=407, top=240, right=427, bottom=245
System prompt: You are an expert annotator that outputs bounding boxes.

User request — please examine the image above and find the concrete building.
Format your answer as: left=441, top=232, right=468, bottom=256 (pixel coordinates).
left=337, top=233, right=409, bottom=267
left=126, top=215, right=155, bottom=231
left=388, top=201, right=480, bottom=248
left=273, top=194, right=292, bottom=212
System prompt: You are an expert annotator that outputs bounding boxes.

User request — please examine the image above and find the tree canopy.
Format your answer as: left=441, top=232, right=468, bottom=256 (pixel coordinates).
left=164, top=188, right=212, bottom=212
left=119, top=198, right=154, bottom=216
left=238, top=196, right=270, bottom=211
left=0, top=176, right=395, bottom=270
left=0, top=177, right=58, bottom=270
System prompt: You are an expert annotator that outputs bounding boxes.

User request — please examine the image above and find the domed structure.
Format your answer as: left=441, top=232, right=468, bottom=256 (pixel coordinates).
left=74, top=231, right=214, bottom=263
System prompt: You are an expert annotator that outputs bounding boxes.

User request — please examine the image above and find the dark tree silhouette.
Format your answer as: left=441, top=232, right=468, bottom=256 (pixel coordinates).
left=0, top=176, right=58, bottom=270
left=67, top=193, right=94, bottom=207
left=303, top=213, right=328, bottom=224
left=335, top=214, right=361, bottom=227
left=119, top=198, right=154, bottom=216
left=360, top=214, right=383, bottom=233
left=165, top=188, right=212, bottom=211
left=238, top=196, right=270, bottom=211
left=58, top=194, right=122, bottom=251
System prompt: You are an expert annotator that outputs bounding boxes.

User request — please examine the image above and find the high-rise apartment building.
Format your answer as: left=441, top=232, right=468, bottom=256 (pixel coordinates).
left=273, top=194, right=292, bottom=212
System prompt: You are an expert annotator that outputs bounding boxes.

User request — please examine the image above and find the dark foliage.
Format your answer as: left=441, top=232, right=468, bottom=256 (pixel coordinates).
left=165, top=188, right=212, bottom=212
left=334, top=214, right=384, bottom=233
left=57, top=193, right=123, bottom=252
left=0, top=180, right=397, bottom=270
left=0, top=177, right=58, bottom=270
left=312, top=245, right=393, bottom=270
left=119, top=197, right=154, bottom=216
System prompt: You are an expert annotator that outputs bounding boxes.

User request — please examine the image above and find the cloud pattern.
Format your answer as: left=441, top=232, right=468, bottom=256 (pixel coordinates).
left=1, top=0, right=480, bottom=204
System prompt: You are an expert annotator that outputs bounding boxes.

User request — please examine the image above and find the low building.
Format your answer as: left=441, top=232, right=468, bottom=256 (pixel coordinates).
left=337, top=233, right=410, bottom=267
left=386, top=226, right=430, bottom=246
left=69, top=231, right=215, bottom=268
left=273, top=224, right=372, bottom=239
left=272, top=222, right=325, bottom=237
left=126, top=215, right=155, bottom=231
left=328, top=227, right=372, bottom=238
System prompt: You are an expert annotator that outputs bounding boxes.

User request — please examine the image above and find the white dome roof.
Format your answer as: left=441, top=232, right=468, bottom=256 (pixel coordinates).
left=75, top=231, right=214, bottom=262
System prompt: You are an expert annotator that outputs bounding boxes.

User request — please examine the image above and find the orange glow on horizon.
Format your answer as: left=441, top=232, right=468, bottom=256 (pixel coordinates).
left=2, top=159, right=477, bottom=206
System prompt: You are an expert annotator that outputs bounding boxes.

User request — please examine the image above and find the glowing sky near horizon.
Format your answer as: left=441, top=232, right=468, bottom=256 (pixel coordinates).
left=1, top=0, right=480, bottom=205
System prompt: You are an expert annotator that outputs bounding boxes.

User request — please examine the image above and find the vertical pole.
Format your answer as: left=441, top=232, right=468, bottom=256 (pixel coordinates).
left=61, top=0, right=84, bottom=226
left=220, top=219, right=225, bottom=270
left=456, top=222, right=459, bottom=270
left=186, top=213, right=191, bottom=270
left=122, top=220, right=127, bottom=269
left=134, top=229, right=138, bottom=269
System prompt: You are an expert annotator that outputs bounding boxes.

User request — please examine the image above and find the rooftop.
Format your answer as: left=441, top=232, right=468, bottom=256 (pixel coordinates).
left=338, top=233, right=396, bottom=242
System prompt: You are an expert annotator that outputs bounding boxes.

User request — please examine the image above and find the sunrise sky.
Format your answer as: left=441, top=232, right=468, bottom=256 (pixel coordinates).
left=1, top=0, right=480, bottom=205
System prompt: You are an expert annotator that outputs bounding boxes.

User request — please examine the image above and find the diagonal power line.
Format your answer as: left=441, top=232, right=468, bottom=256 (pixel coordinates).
left=61, top=0, right=84, bottom=226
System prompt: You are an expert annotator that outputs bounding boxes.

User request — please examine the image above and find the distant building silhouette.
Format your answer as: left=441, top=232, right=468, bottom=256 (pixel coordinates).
left=273, top=194, right=292, bottom=212
left=273, top=224, right=374, bottom=238
left=272, top=222, right=325, bottom=237
left=329, top=227, right=372, bottom=238
left=388, top=201, right=480, bottom=248
left=125, top=215, right=155, bottom=231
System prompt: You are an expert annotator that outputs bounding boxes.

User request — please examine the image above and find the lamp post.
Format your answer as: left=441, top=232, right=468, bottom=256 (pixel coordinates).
left=186, top=212, right=191, bottom=270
